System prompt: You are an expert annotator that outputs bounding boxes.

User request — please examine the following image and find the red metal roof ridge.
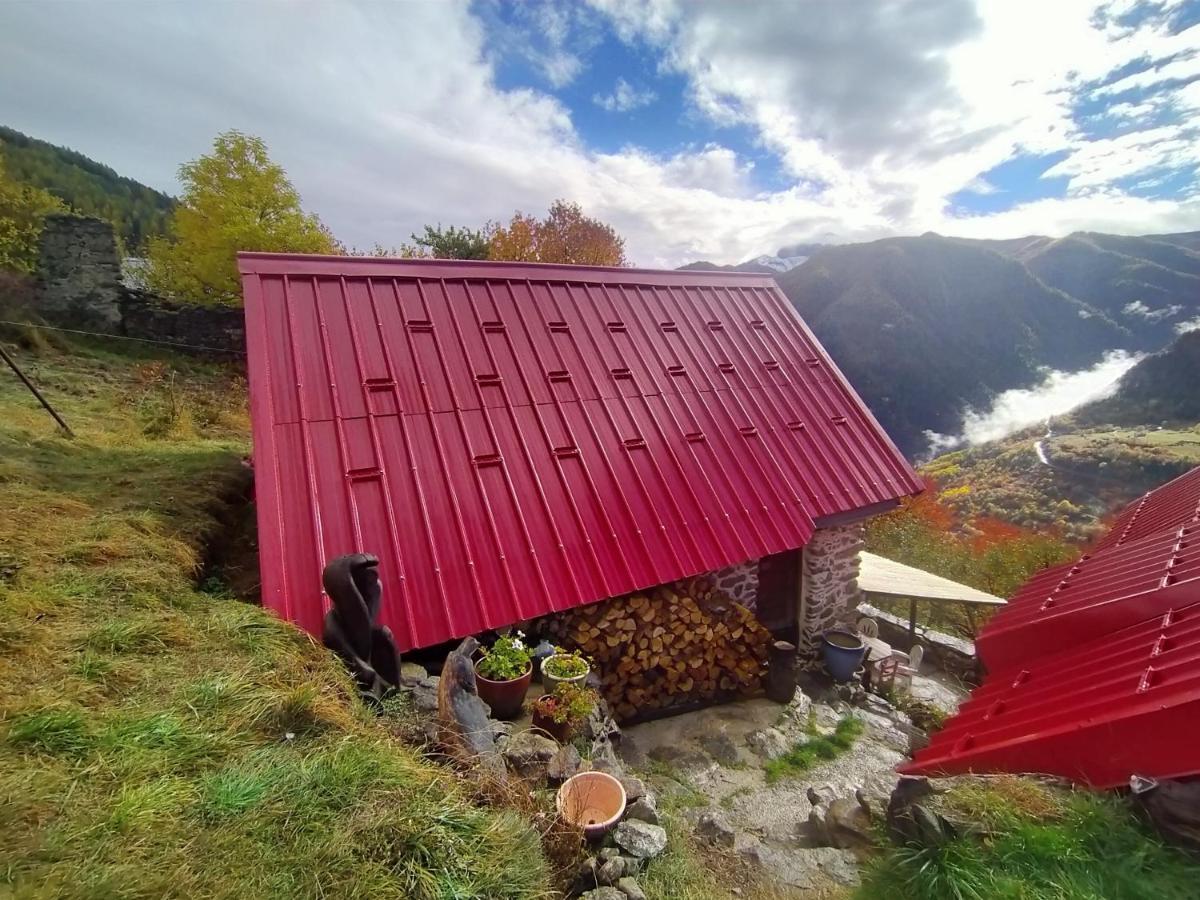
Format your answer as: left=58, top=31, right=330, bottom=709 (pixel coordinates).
left=236, top=251, right=781, bottom=285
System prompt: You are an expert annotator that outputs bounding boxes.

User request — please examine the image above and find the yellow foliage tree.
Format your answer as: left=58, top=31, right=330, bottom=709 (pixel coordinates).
left=0, top=156, right=66, bottom=274
left=145, top=131, right=336, bottom=305
left=487, top=200, right=627, bottom=266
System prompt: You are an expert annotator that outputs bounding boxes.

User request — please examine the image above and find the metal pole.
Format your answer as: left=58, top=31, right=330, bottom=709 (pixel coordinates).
left=0, top=343, right=73, bottom=436
left=908, top=597, right=918, bottom=643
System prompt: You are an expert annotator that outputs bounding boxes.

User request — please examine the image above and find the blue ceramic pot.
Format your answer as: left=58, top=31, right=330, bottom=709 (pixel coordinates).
left=822, top=630, right=867, bottom=683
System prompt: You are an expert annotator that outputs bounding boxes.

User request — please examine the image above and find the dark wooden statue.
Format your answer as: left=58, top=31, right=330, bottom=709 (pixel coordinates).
left=321, top=553, right=400, bottom=704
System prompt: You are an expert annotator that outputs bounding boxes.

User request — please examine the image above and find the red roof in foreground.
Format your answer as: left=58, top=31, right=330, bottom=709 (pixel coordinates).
left=903, top=466, right=1200, bottom=788
left=238, top=253, right=919, bottom=650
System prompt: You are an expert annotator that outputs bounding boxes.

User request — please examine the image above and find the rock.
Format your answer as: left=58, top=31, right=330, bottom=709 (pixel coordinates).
left=617, top=734, right=648, bottom=768
left=618, top=855, right=642, bottom=875
left=733, top=832, right=765, bottom=865
left=746, top=727, right=790, bottom=760
left=811, top=702, right=841, bottom=731
left=400, top=661, right=429, bottom=682
left=590, top=736, right=623, bottom=775
left=599, top=847, right=620, bottom=861
left=436, top=638, right=502, bottom=775
left=490, top=720, right=513, bottom=741
left=575, top=856, right=599, bottom=891
left=700, top=733, right=740, bottom=766
left=617, top=876, right=647, bottom=900
left=695, top=810, right=736, bottom=848
left=501, top=730, right=559, bottom=780
left=757, top=846, right=861, bottom=890
left=824, top=790, right=874, bottom=850
left=618, top=775, right=647, bottom=802
left=406, top=678, right=440, bottom=713
left=580, top=889, right=625, bottom=900
left=613, top=821, right=668, bottom=859
left=596, top=856, right=625, bottom=885
left=625, top=795, right=659, bottom=825
left=547, top=744, right=581, bottom=784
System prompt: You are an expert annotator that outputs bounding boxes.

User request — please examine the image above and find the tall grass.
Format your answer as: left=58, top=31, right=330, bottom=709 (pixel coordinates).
left=0, top=340, right=549, bottom=899
left=858, top=777, right=1199, bottom=900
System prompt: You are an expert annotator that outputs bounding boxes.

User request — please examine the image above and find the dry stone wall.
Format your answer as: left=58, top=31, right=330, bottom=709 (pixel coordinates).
left=29, top=215, right=244, bottom=356
left=799, top=523, right=866, bottom=668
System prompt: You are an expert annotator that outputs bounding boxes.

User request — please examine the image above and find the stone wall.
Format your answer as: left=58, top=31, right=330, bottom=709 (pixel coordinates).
left=798, top=523, right=866, bottom=668
left=29, top=215, right=244, bottom=356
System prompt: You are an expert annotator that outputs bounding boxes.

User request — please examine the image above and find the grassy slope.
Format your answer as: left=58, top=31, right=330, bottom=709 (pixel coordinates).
left=0, top=335, right=547, bottom=899
left=858, top=777, right=1198, bottom=900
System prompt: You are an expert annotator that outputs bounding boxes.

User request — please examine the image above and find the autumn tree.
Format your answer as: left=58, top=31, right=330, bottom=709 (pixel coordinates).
left=0, top=156, right=66, bottom=273
left=487, top=200, right=627, bottom=266
left=144, top=131, right=336, bottom=305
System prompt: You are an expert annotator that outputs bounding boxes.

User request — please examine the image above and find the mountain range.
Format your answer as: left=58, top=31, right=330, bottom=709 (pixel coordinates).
left=687, top=230, right=1200, bottom=456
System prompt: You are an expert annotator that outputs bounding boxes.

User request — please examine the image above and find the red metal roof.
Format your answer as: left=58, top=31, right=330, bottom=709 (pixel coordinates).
left=238, top=253, right=920, bottom=650
left=902, top=602, right=1200, bottom=788
left=904, top=465, right=1200, bottom=787
left=977, top=467, right=1200, bottom=672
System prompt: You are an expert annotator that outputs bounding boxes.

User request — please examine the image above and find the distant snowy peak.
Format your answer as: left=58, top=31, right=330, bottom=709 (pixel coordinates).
left=745, top=254, right=809, bottom=273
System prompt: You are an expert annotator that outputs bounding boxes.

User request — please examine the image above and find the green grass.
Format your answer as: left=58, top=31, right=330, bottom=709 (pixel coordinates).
left=763, top=714, right=864, bottom=783
left=857, top=777, right=1200, bottom=900
left=0, top=336, right=549, bottom=899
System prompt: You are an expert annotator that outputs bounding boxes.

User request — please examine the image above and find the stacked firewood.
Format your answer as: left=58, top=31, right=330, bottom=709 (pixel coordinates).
left=543, top=577, right=772, bottom=721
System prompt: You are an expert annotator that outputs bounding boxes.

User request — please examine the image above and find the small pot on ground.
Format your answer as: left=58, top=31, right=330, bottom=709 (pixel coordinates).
left=541, top=650, right=591, bottom=694
left=529, top=681, right=598, bottom=744
left=531, top=696, right=576, bottom=742
left=474, top=635, right=533, bottom=720
left=557, top=771, right=627, bottom=840
left=822, top=629, right=866, bottom=683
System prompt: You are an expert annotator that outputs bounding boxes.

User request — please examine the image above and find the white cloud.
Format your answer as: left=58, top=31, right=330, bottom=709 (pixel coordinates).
left=1176, top=316, right=1200, bottom=334
left=593, top=77, right=657, bottom=112
left=0, top=0, right=1196, bottom=269
left=1123, top=300, right=1184, bottom=321
left=927, top=349, right=1145, bottom=452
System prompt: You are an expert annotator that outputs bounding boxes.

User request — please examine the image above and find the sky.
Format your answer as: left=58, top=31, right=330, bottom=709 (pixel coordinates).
left=1, top=0, right=1198, bottom=267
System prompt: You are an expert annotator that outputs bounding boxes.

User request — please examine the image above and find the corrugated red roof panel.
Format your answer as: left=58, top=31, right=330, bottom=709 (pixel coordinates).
left=238, top=254, right=920, bottom=650
left=902, top=602, right=1200, bottom=788
left=905, top=464, right=1200, bottom=787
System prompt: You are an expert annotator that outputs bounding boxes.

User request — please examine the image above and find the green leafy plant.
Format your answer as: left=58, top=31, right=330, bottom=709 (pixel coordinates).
left=542, top=647, right=589, bottom=678
left=475, top=634, right=531, bottom=681
left=531, top=682, right=597, bottom=725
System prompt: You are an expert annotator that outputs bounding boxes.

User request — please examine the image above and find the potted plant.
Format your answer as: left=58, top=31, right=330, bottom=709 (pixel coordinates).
left=530, top=681, right=598, bottom=743
left=474, top=633, right=532, bottom=719
left=541, top=647, right=591, bottom=693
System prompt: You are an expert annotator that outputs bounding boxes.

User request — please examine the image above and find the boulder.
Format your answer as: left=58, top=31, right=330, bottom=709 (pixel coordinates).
left=613, top=821, right=668, bottom=859
left=625, top=795, right=660, bottom=825
left=405, top=677, right=440, bottom=713
left=746, top=727, right=790, bottom=760
left=400, top=661, right=429, bottom=683
left=700, top=733, right=741, bottom=766
left=547, top=744, right=581, bottom=784
left=824, top=791, right=875, bottom=850
left=618, top=775, right=647, bottom=803
left=617, top=734, right=648, bottom=768
left=596, top=856, right=625, bottom=885
left=695, top=810, right=736, bottom=848
left=617, top=877, right=647, bottom=900
left=733, top=832, right=765, bottom=865
left=757, top=846, right=861, bottom=890
left=501, top=730, right=559, bottom=780
left=580, top=889, right=625, bottom=900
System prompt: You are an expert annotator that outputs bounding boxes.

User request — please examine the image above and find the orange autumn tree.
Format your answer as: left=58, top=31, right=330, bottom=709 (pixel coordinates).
left=487, top=200, right=628, bottom=266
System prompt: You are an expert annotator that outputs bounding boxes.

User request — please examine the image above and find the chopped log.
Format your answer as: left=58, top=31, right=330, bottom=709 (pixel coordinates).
left=542, top=576, right=771, bottom=722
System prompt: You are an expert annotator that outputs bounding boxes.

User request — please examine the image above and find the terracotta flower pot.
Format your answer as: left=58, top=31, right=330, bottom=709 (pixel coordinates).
left=541, top=654, right=591, bottom=694
left=531, top=699, right=577, bottom=743
left=557, top=771, right=627, bottom=840
left=474, top=661, right=532, bottom=720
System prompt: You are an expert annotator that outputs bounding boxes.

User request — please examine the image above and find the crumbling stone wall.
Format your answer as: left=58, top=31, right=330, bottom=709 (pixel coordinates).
left=798, top=523, right=866, bottom=668
left=30, top=215, right=244, bottom=356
